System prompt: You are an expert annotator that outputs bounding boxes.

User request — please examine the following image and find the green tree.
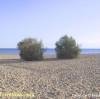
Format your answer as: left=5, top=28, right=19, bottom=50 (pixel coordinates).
left=55, top=35, right=80, bottom=59
left=18, top=38, right=44, bottom=61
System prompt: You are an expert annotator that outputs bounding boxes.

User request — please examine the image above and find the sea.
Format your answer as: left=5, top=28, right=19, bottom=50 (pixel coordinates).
left=0, top=48, right=100, bottom=55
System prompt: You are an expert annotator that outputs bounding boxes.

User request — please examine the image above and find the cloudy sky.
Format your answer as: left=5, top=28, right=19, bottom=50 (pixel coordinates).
left=0, top=0, right=100, bottom=48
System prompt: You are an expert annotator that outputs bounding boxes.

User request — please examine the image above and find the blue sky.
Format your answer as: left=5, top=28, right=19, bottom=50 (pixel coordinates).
left=0, top=0, right=100, bottom=48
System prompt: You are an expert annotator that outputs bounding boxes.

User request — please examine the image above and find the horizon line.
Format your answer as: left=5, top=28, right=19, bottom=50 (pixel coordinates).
left=0, top=48, right=100, bottom=49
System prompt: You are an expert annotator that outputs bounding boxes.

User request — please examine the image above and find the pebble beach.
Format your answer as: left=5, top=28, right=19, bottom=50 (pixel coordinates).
left=0, top=54, right=100, bottom=99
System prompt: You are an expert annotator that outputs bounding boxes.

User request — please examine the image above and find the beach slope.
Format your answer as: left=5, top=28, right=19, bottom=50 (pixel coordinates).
left=0, top=54, right=100, bottom=99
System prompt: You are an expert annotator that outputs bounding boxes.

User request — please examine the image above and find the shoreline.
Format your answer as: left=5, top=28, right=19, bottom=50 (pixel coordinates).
left=0, top=53, right=100, bottom=59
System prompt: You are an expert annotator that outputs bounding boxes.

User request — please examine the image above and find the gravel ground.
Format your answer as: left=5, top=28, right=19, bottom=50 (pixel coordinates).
left=0, top=54, right=100, bottom=99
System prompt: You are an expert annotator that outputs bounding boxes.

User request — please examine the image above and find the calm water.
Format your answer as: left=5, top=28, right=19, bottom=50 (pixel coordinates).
left=0, top=48, right=100, bottom=55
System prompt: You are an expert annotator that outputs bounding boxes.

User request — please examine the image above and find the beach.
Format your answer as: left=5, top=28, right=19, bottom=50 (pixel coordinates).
left=0, top=54, right=100, bottom=99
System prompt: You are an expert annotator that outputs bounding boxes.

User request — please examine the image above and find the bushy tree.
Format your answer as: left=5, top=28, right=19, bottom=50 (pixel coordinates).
left=55, top=35, right=80, bottom=59
left=18, top=38, right=44, bottom=61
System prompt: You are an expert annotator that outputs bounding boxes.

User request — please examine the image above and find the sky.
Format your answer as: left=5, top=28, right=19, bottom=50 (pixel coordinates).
left=0, top=0, right=100, bottom=48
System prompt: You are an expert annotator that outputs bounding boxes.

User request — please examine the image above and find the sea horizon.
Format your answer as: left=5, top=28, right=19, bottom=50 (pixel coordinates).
left=0, top=48, right=100, bottom=55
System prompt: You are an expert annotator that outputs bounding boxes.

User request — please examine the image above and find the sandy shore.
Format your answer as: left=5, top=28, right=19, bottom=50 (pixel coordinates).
left=0, top=54, right=100, bottom=99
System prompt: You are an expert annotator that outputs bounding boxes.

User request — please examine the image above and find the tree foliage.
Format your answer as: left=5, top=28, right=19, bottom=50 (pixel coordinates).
left=55, top=35, right=80, bottom=59
left=18, top=38, right=44, bottom=61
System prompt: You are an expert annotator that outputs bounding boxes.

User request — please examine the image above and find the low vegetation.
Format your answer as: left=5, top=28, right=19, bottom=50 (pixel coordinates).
left=18, top=38, right=44, bottom=61
left=55, top=35, right=80, bottom=59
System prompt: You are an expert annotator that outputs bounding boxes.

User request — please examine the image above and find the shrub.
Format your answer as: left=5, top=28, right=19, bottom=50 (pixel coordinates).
left=18, top=38, right=44, bottom=61
left=55, top=35, right=80, bottom=59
